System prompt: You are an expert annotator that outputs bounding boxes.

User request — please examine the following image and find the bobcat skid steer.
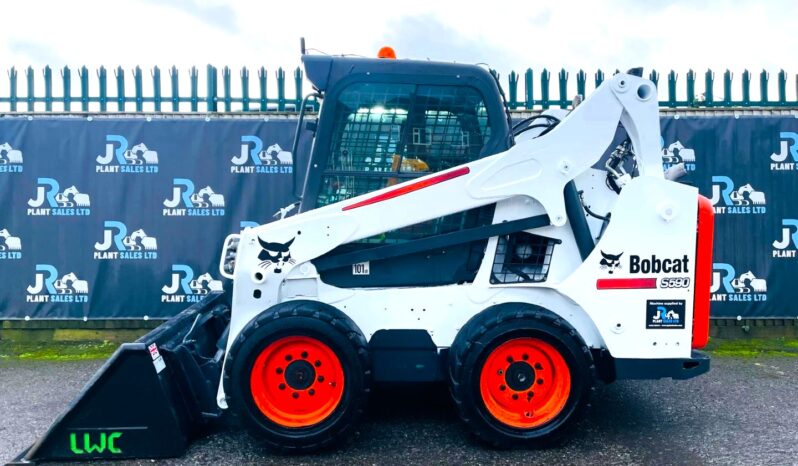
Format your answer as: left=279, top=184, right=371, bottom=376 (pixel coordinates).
left=13, top=50, right=715, bottom=463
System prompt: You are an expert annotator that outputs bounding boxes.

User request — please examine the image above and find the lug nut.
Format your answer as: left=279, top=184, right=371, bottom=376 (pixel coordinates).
left=285, top=354, right=292, bottom=361
left=314, top=360, right=321, bottom=367
left=318, top=376, right=325, bottom=382
left=512, top=394, right=519, bottom=400
left=292, top=392, right=299, bottom=399
left=506, top=356, right=513, bottom=363
left=535, top=363, right=543, bottom=370
left=537, top=379, right=544, bottom=385
left=309, top=389, right=315, bottom=396
left=276, top=367, right=283, bottom=374
left=278, top=383, right=286, bottom=390
left=500, top=384, right=506, bottom=391
left=522, top=354, right=529, bottom=360
left=301, top=351, right=308, bottom=358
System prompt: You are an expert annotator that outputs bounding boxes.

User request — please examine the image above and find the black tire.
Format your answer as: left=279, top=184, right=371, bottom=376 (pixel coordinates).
left=448, top=303, right=594, bottom=448
left=224, top=300, right=370, bottom=452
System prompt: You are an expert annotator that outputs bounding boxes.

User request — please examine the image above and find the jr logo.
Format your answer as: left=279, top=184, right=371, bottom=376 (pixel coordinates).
left=710, top=176, right=766, bottom=215
left=27, top=178, right=91, bottom=216
left=162, top=178, right=225, bottom=217
left=0, top=228, right=22, bottom=260
left=661, top=140, right=696, bottom=171
left=0, top=142, right=23, bottom=172
left=770, top=131, right=798, bottom=171
left=69, top=432, right=122, bottom=455
left=94, top=221, right=158, bottom=260
left=773, top=219, right=798, bottom=258
left=96, top=135, right=158, bottom=173
left=162, top=264, right=223, bottom=303
left=26, top=264, right=89, bottom=303
left=230, top=135, right=293, bottom=174
left=710, top=263, right=767, bottom=302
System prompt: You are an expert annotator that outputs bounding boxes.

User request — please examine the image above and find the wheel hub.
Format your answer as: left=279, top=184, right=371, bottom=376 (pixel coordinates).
left=505, top=361, right=535, bottom=391
left=285, top=360, right=316, bottom=390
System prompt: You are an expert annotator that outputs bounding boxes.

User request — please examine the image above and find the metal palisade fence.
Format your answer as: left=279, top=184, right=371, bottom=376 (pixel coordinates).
left=1, top=65, right=798, bottom=113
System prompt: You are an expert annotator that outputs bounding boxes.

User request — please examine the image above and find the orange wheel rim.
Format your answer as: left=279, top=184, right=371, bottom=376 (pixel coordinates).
left=479, top=337, right=571, bottom=429
left=250, top=336, right=345, bottom=428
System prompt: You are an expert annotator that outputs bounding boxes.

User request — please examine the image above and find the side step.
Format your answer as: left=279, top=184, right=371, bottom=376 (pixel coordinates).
left=10, top=292, right=230, bottom=464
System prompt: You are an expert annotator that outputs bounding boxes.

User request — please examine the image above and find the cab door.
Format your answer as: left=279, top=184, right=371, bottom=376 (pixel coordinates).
left=306, top=80, right=507, bottom=287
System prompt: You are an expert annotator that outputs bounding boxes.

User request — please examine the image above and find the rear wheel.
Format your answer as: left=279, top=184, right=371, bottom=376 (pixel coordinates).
left=225, top=300, right=370, bottom=452
left=449, top=303, right=594, bottom=448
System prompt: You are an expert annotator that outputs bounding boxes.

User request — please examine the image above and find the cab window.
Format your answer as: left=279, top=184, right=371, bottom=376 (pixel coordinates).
left=318, top=82, right=491, bottom=207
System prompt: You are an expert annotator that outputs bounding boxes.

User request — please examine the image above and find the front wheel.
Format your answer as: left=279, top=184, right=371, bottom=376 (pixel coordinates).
left=449, top=303, right=594, bottom=448
left=224, top=300, right=370, bottom=452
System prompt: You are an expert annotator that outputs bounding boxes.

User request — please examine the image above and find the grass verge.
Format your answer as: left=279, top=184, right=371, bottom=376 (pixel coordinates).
left=704, top=338, right=798, bottom=358
left=0, top=340, right=118, bottom=361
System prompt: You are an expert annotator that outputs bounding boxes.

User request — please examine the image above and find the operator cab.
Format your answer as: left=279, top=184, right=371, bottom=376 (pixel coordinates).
left=297, top=54, right=512, bottom=287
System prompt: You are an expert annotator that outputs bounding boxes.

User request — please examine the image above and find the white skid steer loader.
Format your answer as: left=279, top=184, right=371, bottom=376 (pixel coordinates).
left=14, top=48, right=714, bottom=463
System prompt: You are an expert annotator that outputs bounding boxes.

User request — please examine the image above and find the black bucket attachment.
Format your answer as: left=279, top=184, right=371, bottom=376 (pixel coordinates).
left=11, top=291, right=230, bottom=464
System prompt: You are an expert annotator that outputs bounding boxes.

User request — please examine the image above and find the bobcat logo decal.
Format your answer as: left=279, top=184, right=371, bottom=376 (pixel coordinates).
left=599, top=251, right=623, bottom=274
left=257, top=237, right=296, bottom=273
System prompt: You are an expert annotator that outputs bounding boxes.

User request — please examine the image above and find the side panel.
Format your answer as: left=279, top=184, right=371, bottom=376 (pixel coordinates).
left=559, top=176, right=699, bottom=359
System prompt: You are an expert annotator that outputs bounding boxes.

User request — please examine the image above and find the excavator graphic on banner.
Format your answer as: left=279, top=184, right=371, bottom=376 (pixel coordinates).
left=13, top=40, right=714, bottom=463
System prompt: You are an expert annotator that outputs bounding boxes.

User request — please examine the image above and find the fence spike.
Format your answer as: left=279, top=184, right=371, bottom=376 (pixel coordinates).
left=723, top=69, right=733, bottom=107
left=26, top=66, right=35, bottom=111
left=649, top=69, right=659, bottom=88
left=524, top=68, right=533, bottom=109
left=169, top=66, right=180, bottom=111
left=258, top=66, right=267, bottom=111
left=241, top=67, right=250, bottom=112
left=704, top=69, right=714, bottom=106
left=558, top=68, right=568, bottom=109
left=742, top=69, right=751, bottom=106
left=115, top=66, right=125, bottom=111
left=44, top=66, right=53, bottom=112
left=508, top=71, right=518, bottom=110
left=540, top=68, right=550, bottom=109
left=576, top=69, right=586, bottom=100
left=294, top=67, right=303, bottom=111
left=276, top=67, right=286, bottom=111
left=8, top=67, right=17, bottom=111
left=206, top=65, right=217, bottom=112
left=667, top=70, right=677, bottom=108
left=133, top=66, right=143, bottom=112
left=189, top=66, right=198, bottom=112
left=97, top=66, right=107, bottom=112
left=222, top=66, right=232, bottom=112
left=686, top=69, right=695, bottom=107
left=152, top=66, right=162, bottom=112
left=79, top=66, right=89, bottom=111
left=778, top=69, right=787, bottom=105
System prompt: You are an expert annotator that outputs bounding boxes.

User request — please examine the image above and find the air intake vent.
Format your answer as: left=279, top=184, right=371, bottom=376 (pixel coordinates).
left=491, top=232, right=560, bottom=284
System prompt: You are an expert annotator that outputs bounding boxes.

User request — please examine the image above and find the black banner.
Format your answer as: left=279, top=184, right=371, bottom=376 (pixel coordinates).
left=0, top=115, right=794, bottom=319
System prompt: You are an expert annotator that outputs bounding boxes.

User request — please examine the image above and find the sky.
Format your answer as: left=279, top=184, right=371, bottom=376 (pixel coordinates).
left=0, top=0, right=793, bottom=105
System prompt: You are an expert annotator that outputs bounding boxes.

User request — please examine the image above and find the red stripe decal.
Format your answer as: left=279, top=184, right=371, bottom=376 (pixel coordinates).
left=342, top=167, right=470, bottom=211
left=596, top=278, right=657, bottom=290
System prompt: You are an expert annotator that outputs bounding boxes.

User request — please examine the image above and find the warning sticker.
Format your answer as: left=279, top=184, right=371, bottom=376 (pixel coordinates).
left=148, top=343, right=166, bottom=373
left=148, top=343, right=161, bottom=360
